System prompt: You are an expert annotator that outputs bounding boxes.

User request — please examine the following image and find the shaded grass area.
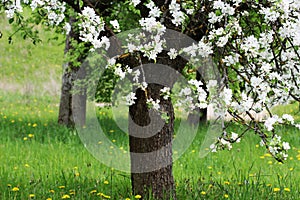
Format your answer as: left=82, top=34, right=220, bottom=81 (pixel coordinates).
left=0, top=91, right=299, bottom=199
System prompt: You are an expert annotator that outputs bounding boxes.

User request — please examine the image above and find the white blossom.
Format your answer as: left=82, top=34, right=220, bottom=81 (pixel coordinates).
left=167, top=48, right=178, bottom=59
left=125, top=92, right=137, bottom=106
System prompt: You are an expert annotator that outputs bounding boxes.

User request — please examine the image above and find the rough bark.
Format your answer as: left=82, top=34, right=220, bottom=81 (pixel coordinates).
left=129, top=85, right=175, bottom=200
left=58, top=17, right=86, bottom=127
left=121, top=51, right=187, bottom=200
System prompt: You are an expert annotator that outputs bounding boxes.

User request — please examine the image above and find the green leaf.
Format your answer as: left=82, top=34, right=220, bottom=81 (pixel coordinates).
left=8, top=18, right=14, bottom=24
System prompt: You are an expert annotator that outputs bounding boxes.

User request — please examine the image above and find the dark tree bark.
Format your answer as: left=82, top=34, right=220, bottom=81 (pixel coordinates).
left=121, top=50, right=187, bottom=199
left=129, top=85, right=175, bottom=200
left=58, top=16, right=86, bottom=127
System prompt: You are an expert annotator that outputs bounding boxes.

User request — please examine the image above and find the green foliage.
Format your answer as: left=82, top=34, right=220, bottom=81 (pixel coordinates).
left=95, top=67, right=118, bottom=103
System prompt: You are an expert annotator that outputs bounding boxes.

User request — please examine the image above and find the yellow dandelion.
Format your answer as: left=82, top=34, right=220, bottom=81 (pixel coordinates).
left=104, top=180, right=109, bottom=184
left=46, top=198, right=52, bottom=200
left=29, top=194, right=35, bottom=198
left=207, top=166, right=212, bottom=169
left=25, top=164, right=30, bottom=167
left=7, top=184, right=12, bottom=187
left=255, top=144, right=259, bottom=148
left=266, top=184, right=272, bottom=187
left=224, top=181, right=230, bottom=185
left=102, top=194, right=111, bottom=199
left=135, top=194, right=142, bottom=199
left=11, top=119, right=15, bottom=123
left=284, top=188, right=290, bottom=192
left=12, top=187, right=19, bottom=192
left=32, top=123, right=37, bottom=127
left=49, top=189, right=55, bottom=193
left=90, top=189, right=97, bottom=194
left=28, top=134, right=34, bottom=138
left=208, top=184, right=213, bottom=188
left=224, top=194, right=229, bottom=198
left=112, top=139, right=116, bottom=143
left=268, top=161, right=273, bottom=165
left=264, top=153, right=272, bottom=157
left=191, top=150, right=196, bottom=153
left=273, top=187, right=280, bottom=192
left=217, top=171, right=222, bottom=175
left=259, top=156, right=265, bottom=159
left=289, top=167, right=294, bottom=171
left=23, top=137, right=28, bottom=141
left=58, top=186, right=65, bottom=189
left=97, top=192, right=104, bottom=196
left=69, top=190, right=76, bottom=195
left=61, top=194, right=70, bottom=199
left=75, top=172, right=80, bottom=177
left=109, top=129, right=114, bottom=133
left=125, top=198, right=131, bottom=200
left=201, top=191, right=206, bottom=195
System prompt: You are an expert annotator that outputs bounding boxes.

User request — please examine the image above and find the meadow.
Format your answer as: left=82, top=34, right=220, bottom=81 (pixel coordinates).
left=1, top=14, right=300, bottom=200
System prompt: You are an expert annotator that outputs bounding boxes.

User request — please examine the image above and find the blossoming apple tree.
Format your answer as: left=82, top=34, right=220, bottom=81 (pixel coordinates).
left=1, top=0, right=300, bottom=199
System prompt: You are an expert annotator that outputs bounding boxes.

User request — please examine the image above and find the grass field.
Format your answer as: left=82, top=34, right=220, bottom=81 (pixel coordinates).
left=0, top=91, right=299, bottom=200
left=1, top=13, right=300, bottom=200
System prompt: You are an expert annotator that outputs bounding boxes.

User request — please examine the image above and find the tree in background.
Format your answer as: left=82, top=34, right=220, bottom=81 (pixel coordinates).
left=1, top=0, right=300, bottom=199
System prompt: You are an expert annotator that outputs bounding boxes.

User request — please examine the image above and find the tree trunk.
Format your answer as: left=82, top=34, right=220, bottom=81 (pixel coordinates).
left=58, top=17, right=86, bottom=127
left=122, top=50, right=187, bottom=200
left=129, top=85, right=175, bottom=200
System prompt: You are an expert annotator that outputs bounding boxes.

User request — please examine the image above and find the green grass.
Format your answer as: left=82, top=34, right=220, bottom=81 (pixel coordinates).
left=0, top=91, right=299, bottom=200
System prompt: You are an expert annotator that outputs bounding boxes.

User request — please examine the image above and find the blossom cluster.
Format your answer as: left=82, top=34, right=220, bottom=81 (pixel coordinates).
left=78, top=7, right=109, bottom=50
left=1, top=0, right=66, bottom=25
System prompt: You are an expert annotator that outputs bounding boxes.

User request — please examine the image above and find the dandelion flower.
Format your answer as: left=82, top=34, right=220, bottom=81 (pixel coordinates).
left=32, top=123, right=37, bottom=127
left=61, top=194, right=70, bottom=199
left=224, top=181, right=230, bottom=185
left=90, top=189, right=97, bottom=194
left=201, top=191, right=206, bottom=195
left=49, top=189, right=55, bottom=193
left=28, top=134, right=34, bottom=138
left=273, top=187, right=280, bottom=192
left=29, top=194, right=35, bottom=198
left=12, top=187, right=19, bottom=192
left=104, top=180, right=109, bottom=184
left=58, top=186, right=65, bottom=189
left=224, top=194, right=229, bottom=198
left=102, top=194, right=111, bottom=199
left=284, top=188, right=290, bottom=192
left=46, top=198, right=52, bottom=200
left=135, top=194, right=142, bottom=199
left=23, top=137, right=28, bottom=141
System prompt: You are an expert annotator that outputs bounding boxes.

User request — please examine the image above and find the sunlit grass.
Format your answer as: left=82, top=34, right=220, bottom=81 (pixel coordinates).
left=0, top=91, right=299, bottom=199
